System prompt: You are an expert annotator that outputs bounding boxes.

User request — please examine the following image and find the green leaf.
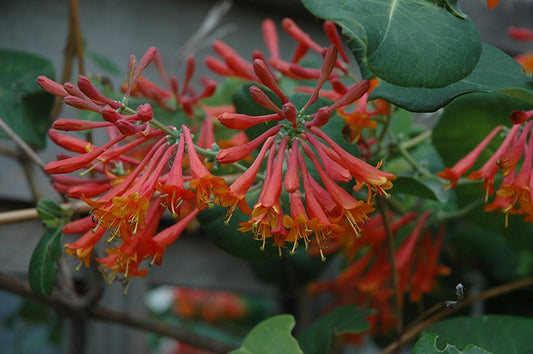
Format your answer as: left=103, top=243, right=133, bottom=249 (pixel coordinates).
left=0, top=49, right=55, bottom=148
left=413, top=333, right=490, bottom=354
left=28, top=226, right=64, bottom=296
left=37, top=199, right=72, bottom=228
left=198, top=203, right=279, bottom=261
left=297, top=306, right=373, bottom=354
left=421, top=315, right=533, bottom=354
left=230, top=314, right=304, bottom=354
left=302, top=0, right=481, bottom=88
left=371, top=43, right=533, bottom=112
left=393, top=176, right=448, bottom=202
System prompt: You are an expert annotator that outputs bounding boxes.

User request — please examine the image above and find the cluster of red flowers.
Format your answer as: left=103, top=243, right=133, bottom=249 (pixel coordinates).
left=37, top=17, right=400, bottom=286
left=439, top=116, right=533, bottom=227
left=438, top=26, right=533, bottom=227
left=38, top=47, right=228, bottom=286
left=308, top=211, right=449, bottom=334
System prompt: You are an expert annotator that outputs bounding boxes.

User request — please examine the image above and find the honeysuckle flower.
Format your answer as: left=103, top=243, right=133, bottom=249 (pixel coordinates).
left=183, top=125, right=229, bottom=210
left=238, top=136, right=287, bottom=250
left=438, top=125, right=503, bottom=188
left=220, top=136, right=275, bottom=223
left=308, top=211, right=448, bottom=335
left=468, top=124, right=520, bottom=198
left=206, top=18, right=349, bottom=84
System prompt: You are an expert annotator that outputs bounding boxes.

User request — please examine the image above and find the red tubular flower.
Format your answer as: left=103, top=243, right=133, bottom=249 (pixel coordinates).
left=284, top=140, right=301, bottom=193
left=282, top=192, right=314, bottom=254
left=157, top=135, right=194, bottom=217
left=216, top=125, right=282, bottom=163
left=302, top=141, right=374, bottom=236
left=45, top=134, right=126, bottom=174
left=468, top=125, right=520, bottom=199
left=498, top=121, right=531, bottom=176
left=508, top=26, right=533, bottom=41
left=218, top=112, right=282, bottom=130
left=438, top=125, right=503, bottom=188
left=65, top=227, right=107, bottom=267
left=183, top=126, right=229, bottom=210
left=307, top=128, right=395, bottom=196
left=238, top=137, right=287, bottom=250
left=510, top=110, right=533, bottom=125
left=220, top=136, right=275, bottom=223
left=150, top=208, right=200, bottom=266
left=37, top=75, right=69, bottom=98
left=53, top=118, right=113, bottom=131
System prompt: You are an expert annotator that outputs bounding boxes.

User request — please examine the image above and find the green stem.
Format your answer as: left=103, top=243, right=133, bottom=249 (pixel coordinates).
left=400, top=130, right=432, bottom=150
left=376, top=196, right=404, bottom=351
left=436, top=198, right=484, bottom=221
left=395, top=141, right=432, bottom=176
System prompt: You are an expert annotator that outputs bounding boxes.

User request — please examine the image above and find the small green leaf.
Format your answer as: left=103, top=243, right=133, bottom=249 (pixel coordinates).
left=371, top=43, right=533, bottom=112
left=29, top=226, right=64, bottom=296
left=37, top=199, right=72, bottom=228
left=230, top=315, right=304, bottom=354
left=0, top=49, right=55, bottom=148
left=413, top=333, right=490, bottom=354
left=422, top=315, right=533, bottom=354
left=297, top=306, right=373, bottom=354
left=302, top=0, right=481, bottom=88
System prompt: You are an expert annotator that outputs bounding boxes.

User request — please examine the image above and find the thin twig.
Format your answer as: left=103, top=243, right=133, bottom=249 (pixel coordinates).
left=18, top=150, right=42, bottom=201
left=0, top=271, right=236, bottom=353
left=376, top=195, right=403, bottom=353
left=0, top=117, right=45, bottom=169
left=380, top=276, right=533, bottom=354
left=68, top=0, right=85, bottom=75
left=0, top=200, right=90, bottom=225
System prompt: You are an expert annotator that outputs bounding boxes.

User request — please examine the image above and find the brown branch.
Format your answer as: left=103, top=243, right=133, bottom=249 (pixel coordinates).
left=0, top=270, right=236, bottom=353
left=68, top=0, right=85, bottom=75
left=380, top=276, right=533, bottom=354
left=0, top=200, right=90, bottom=225
left=0, top=117, right=45, bottom=169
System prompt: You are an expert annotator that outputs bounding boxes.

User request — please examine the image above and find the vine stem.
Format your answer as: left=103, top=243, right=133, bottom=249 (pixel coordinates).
left=0, top=270, right=236, bottom=353
left=0, top=117, right=45, bottom=169
left=376, top=195, right=403, bottom=352
left=380, top=276, right=533, bottom=354
left=0, top=200, right=90, bottom=225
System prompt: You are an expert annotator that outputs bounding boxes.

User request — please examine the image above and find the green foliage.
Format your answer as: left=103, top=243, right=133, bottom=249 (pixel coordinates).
left=297, top=305, right=373, bottom=354
left=197, top=203, right=279, bottom=261
left=28, top=226, right=64, bottom=296
left=392, top=176, right=448, bottom=202
left=230, top=315, right=304, bottom=354
left=0, top=49, right=55, bottom=148
left=302, top=0, right=481, bottom=88
left=371, top=43, right=533, bottom=112
left=419, top=316, right=533, bottom=353
left=413, top=333, right=490, bottom=354
left=36, top=199, right=73, bottom=228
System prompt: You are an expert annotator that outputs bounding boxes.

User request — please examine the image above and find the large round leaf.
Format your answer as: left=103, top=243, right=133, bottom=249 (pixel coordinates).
left=302, top=0, right=481, bottom=88
left=371, top=43, right=533, bottom=112
left=0, top=49, right=55, bottom=148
